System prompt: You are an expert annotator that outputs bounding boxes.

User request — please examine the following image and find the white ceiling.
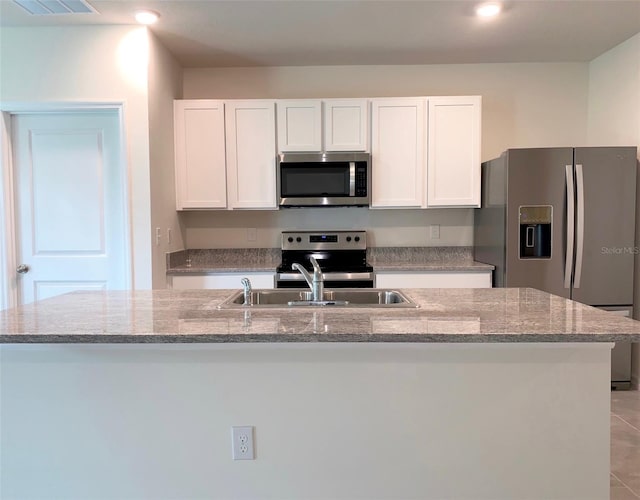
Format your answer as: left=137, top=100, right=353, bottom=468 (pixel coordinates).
left=1, top=0, right=640, bottom=67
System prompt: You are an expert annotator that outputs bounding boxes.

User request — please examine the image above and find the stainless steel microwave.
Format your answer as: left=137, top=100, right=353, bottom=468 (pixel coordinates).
left=277, top=152, right=371, bottom=207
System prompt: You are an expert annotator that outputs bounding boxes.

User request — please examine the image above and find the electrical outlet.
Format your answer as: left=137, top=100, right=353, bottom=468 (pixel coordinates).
left=231, top=426, right=255, bottom=460
left=430, top=224, right=440, bottom=239
left=155, top=227, right=161, bottom=246
left=247, top=228, right=257, bottom=242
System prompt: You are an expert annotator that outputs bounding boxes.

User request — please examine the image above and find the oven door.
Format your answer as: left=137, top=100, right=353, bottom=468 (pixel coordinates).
left=276, top=272, right=374, bottom=289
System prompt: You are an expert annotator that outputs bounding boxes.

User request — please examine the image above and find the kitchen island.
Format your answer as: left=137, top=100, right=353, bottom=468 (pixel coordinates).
left=1, top=288, right=639, bottom=500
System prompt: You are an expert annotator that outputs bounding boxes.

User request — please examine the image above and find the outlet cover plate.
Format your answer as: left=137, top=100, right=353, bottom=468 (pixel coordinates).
left=231, top=426, right=255, bottom=460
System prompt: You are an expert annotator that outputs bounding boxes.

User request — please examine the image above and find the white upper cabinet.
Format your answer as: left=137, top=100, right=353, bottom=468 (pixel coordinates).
left=225, top=100, right=277, bottom=209
left=174, top=95, right=481, bottom=211
left=277, top=100, right=322, bottom=152
left=370, top=98, right=425, bottom=208
left=426, top=96, right=481, bottom=207
left=323, top=99, right=369, bottom=151
left=174, top=100, right=227, bottom=209
left=277, top=99, right=369, bottom=152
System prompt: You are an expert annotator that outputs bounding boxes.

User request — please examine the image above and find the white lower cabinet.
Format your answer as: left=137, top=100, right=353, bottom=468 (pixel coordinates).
left=169, top=271, right=490, bottom=290
left=169, top=272, right=275, bottom=290
left=375, top=271, right=492, bottom=289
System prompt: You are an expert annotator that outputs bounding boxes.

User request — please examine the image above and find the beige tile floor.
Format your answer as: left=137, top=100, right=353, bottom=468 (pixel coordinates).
left=611, top=389, right=640, bottom=499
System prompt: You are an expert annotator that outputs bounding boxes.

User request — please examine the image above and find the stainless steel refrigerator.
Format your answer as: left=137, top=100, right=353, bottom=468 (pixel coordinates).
left=474, top=147, right=637, bottom=389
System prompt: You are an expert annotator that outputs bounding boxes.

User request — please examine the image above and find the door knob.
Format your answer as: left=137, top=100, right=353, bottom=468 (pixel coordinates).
left=16, top=264, right=30, bottom=274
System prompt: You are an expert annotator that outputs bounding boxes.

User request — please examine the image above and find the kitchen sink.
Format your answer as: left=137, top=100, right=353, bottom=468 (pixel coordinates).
left=217, top=288, right=419, bottom=308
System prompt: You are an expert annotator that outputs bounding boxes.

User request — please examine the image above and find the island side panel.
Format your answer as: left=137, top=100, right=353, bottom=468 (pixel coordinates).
left=0, top=343, right=612, bottom=500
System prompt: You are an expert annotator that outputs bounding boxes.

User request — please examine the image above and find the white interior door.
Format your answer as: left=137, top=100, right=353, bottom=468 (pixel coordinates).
left=11, top=111, right=128, bottom=305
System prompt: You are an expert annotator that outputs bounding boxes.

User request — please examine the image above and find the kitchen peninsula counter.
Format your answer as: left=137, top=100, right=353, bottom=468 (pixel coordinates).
left=2, top=287, right=634, bottom=500
left=1, top=287, right=638, bottom=344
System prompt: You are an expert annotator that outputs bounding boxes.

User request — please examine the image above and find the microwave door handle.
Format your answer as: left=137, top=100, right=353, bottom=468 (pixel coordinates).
left=349, top=162, right=356, bottom=196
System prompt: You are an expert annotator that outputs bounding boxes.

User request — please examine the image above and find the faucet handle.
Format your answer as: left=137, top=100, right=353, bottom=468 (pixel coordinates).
left=309, top=256, right=323, bottom=275
left=241, top=277, right=252, bottom=290
left=241, top=278, right=253, bottom=306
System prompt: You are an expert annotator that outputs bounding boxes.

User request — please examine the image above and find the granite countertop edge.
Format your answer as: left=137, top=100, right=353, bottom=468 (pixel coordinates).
left=1, top=332, right=636, bottom=344
left=373, top=262, right=494, bottom=272
left=167, top=265, right=276, bottom=274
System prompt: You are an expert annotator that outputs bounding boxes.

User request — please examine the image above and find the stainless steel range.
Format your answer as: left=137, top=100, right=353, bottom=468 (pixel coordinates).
left=276, top=231, right=374, bottom=288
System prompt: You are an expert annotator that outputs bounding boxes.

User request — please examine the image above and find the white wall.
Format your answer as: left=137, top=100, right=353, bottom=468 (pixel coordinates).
left=183, top=207, right=473, bottom=248
left=182, top=63, right=589, bottom=248
left=588, top=33, right=640, bottom=148
left=0, top=26, right=153, bottom=289
left=148, top=32, right=185, bottom=288
left=185, top=63, right=589, bottom=162
left=0, top=343, right=611, bottom=500
left=588, top=32, right=640, bottom=387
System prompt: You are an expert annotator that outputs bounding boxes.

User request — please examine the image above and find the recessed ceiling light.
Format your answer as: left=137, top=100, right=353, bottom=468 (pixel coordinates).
left=135, top=10, right=159, bottom=25
left=475, top=2, right=501, bottom=18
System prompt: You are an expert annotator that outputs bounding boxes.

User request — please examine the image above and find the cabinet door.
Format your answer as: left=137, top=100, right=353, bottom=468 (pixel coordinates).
left=370, top=99, right=425, bottom=208
left=225, top=101, right=277, bottom=209
left=427, top=96, right=481, bottom=207
left=277, top=100, right=322, bottom=152
left=174, top=100, right=227, bottom=209
left=324, top=99, right=369, bottom=151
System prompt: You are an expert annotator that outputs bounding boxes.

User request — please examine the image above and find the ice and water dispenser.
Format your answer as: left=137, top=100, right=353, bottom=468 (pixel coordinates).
left=519, top=206, right=552, bottom=259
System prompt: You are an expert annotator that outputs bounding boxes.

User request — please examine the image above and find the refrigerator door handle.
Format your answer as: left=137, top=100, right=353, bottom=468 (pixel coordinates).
left=564, top=165, right=575, bottom=289
left=574, top=164, right=585, bottom=288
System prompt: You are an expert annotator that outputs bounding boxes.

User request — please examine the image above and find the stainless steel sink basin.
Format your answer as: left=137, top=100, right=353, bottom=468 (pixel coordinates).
left=217, top=288, right=419, bottom=308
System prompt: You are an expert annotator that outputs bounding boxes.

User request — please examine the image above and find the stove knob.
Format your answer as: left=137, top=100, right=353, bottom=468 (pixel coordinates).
left=346, top=236, right=352, bottom=242
left=296, top=237, right=302, bottom=243
left=354, top=236, right=360, bottom=242
left=287, top=237, right=294, bottom=243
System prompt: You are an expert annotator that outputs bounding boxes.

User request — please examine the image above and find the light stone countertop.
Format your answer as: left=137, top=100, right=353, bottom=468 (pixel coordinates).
left=369, top=247, right=493, bottom=272
left=166, top=248, right=281, bottom=274
left=1, top=288, right=638, bottom=344
left=165, top=247, right=494, bottom=274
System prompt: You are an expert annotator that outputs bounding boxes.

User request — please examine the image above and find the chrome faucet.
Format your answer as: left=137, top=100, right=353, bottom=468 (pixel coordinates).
left=292, top=257, right=324, bottom=302
left=241, top=277, right=253, bottom=306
